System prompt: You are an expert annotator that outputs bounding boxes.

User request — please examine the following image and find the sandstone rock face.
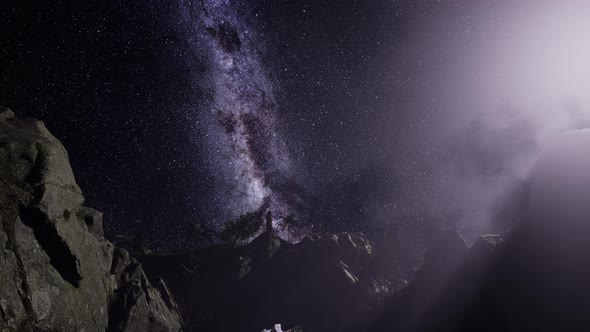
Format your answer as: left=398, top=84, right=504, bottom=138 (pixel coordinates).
left=0, top=108, right=182, bottom=332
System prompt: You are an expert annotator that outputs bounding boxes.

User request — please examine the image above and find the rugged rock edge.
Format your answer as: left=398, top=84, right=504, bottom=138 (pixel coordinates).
left=0, top=107, right=183, bottom=332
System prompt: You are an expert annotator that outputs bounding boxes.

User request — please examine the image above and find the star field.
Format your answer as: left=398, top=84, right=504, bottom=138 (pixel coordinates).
left=2, top=0, right=576, bottom=250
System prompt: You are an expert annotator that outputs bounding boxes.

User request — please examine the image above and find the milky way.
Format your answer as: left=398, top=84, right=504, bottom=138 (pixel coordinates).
left=7, top=0, right=590, bottom=250
left=178, top=0, right=303, bottom=228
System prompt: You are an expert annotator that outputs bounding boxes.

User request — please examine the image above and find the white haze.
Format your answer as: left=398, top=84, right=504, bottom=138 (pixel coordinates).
left=380, top=1, right=590, bottom=237
left=447, top=1, right=590, bottom=233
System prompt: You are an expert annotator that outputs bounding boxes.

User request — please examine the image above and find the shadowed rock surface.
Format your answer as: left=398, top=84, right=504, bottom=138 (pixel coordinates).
left=0, top=107, right=183, bottom=332
left=369, top=130, right=590, bottom=332
left=140, top=232, right=406, bottom=332
left=371, top=223, right=590, bottom=331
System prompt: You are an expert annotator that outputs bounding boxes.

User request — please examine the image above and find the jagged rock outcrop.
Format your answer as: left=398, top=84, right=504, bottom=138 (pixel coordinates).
left=108, top=248, right=183, bottom=332
left=0, top=108, right=183, bottom=332
left=368, top=229, right=468, bottom=332
left=372, top=222, right=590, bottom=331
left=141, top=231, right=398, bottom=332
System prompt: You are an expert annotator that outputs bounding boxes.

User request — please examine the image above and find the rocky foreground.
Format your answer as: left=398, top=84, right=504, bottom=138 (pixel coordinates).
left=0, top=108, right=182, bottom=331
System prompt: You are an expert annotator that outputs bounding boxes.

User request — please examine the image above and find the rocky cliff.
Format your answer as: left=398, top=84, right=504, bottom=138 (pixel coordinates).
left=0, top=107, right=183, bottom=332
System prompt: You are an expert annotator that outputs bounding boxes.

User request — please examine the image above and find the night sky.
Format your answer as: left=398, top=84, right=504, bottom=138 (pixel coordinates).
left=2, top=0, right=589, bottom=250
